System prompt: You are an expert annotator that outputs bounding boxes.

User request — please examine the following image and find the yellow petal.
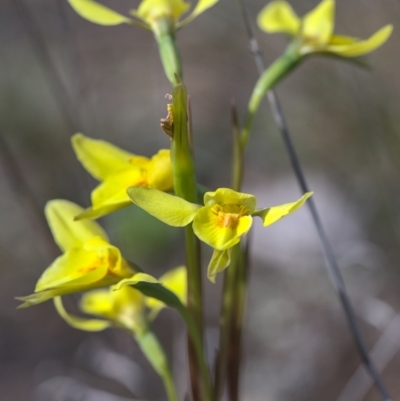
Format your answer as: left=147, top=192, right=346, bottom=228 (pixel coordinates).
left=146, top=266, right=186, bottom=318
left=45, top=200, right=108, bottom=252
left=192, top=206, right=252, bottom=250
left=80, top=288, right=114, bottom=318
left=130, top=155, right=151, bottom=168
left=113, top=273, right=161, bottom=291
left=253, top=192, right=312, bottom=226
left=146, top=150, right=174, bottom=191
left=127, top=187, right=199, bottom=227
left=67, top=0, right=131, bottom=25
left=71, top=133, right=134, bottom=181
left=80, top=286, right=146, bottom=331
left=17, top=239, right=135, bottom=309
left=257, top=0, right=300, bottom=36
left=35, top=243, right=109, bottom=292
left=302, top=0, right=335, bottom=46
left=110, top=286, right=145, bottom=321
left=17, top=267, right=114, bottom=308
left=237, top=215, right=254, bottom=238
left=35, top=237, right=134, bottom=294
left=74, top=197, right=132, bottom=221
left=92, top=169, right=144, bottom=203
left=207, top=249, right=230, bottom=283
left=54, top=297, right=111, bottom=331
left=328, top=34, right=358, bottom=45
left=327, top=25, right=393, bottom=57
left=83, top=237, right=135, bottom=278
left=133, top=0, right=189, bottom=25
left=75, top=149, right=173, bottom=220
left=81, top=169, right=143, bottom=219
left=159, top=266, right=186, bottom=304
left=178, top=0, right=220, bottom=28
left=204, top=188, right=257, bottom=213
left=17, top=289, right=60, bottom=308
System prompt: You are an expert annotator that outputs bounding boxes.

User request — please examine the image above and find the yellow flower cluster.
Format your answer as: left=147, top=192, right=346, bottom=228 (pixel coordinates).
left=17, top=136, right=182, bottom=337
left=67, top=0, right=219, bottom=30
left=258, top=0, right=392, bottom=57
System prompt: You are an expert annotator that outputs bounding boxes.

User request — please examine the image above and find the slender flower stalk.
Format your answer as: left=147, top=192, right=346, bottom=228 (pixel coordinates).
left=154, top=17, right=183, bottom=84
left=53, top=276, right=186, bottom=401
left=214, top=243, right=241, bottom=401
left=234, top=1, right=393, bottom=401
left=136, top=331, right=178, bottom=401
left=226, top=235, right=250, bottom=401
left=239, top=45, right=299, bottom=155
left=115, top=275, right=213, bottom=401
left=169, top=80, right=205, bottom=401
left=232, top=47, right=299, bottom=191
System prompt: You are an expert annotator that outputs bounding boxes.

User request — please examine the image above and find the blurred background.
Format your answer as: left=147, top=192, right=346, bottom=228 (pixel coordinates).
left=1, top=0, right=400, bottom=400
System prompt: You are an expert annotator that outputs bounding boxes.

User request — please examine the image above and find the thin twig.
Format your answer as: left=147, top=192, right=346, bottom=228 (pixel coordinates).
left=236, top=1, right=392, bottom=401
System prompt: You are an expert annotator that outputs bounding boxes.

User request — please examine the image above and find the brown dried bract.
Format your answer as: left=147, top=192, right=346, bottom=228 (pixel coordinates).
left=160, top=95, right=174, bottom=137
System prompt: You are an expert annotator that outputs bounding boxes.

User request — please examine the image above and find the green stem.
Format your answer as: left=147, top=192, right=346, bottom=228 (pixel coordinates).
left=214, top=244, right=241, bottom=401
left=171, top=82, right=206, bottom=401
left=231, top=101, right=242, bottom=193
left=129, top=281, right=211, bottom=400
left=178, top=303, right=213, bottom=401
left=154, top=18, right=183, bottom=85
left=135, top=330, right=178, bottom=401
left=241, top=49, right=299, bottom=149
left=185, top=224, right=204, bottom=401
left=226, top=238, right=249, bottom=401
left=233, top=49, right=300, bottom=190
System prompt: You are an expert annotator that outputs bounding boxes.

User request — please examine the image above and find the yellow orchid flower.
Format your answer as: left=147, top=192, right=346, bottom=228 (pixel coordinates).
left=132, top=0, right=219, bottom=30
left=71, top=133, right=173, bottom=220
left=257, top=0, right=392, bottom=57
left=17, top=200, right=137, bottom=308
left=54, top=267, right=185, bottom=401
left=81, top=286, right=146, bottom=331
left=54, top=266, right=186, bottom=333
left=55, top=285, right=147, bottom=333
left=127, top=186, right=312, bottom=282
left=67, top=0, right=219, bottom=84
left=67, top=0, right=219, bottom=29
